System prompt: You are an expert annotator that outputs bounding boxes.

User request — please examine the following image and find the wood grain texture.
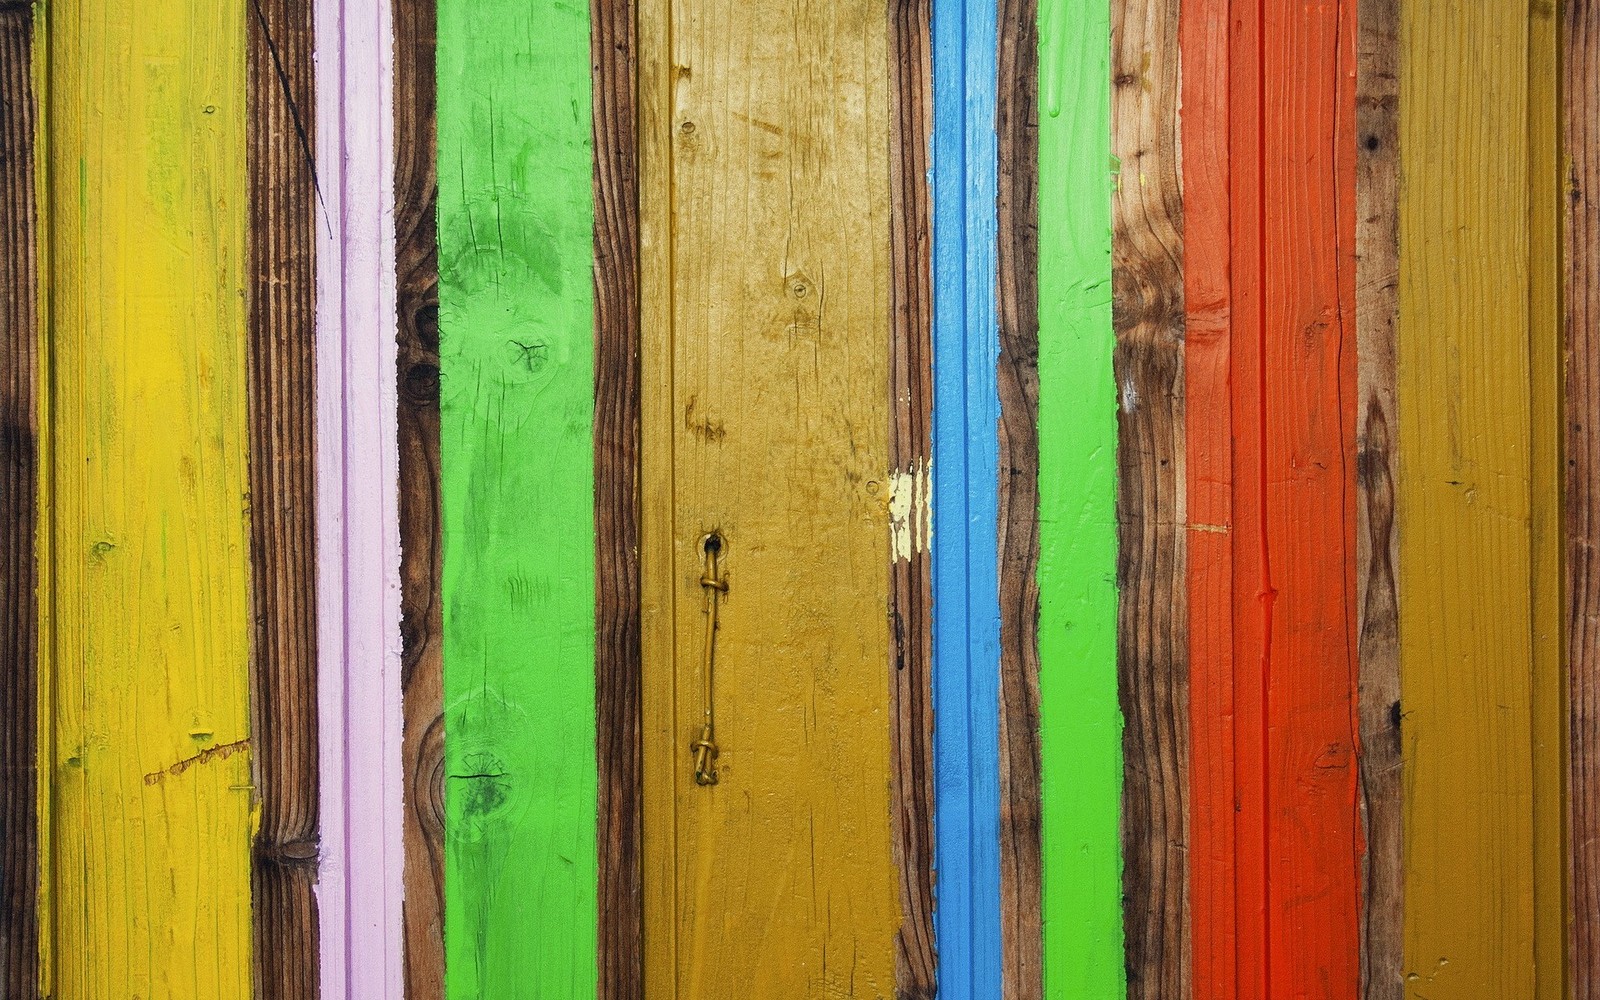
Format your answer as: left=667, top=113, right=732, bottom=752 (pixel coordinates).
left=888, top=0, right=937, bottom=995
left=591, top=0, right=643, bottom=995
left=0, top=7, right=38, bottom=998
left=1571, top=2, right=1600, bottom=995
left=638, top=0, right=901, bottom=992
left=1398, top=3, right=1563, bottom=996
left=246, top=1, right=321, bottom=995
left=996, top=0, right=1041, bottom=995
left=1110, top=0, right=1188, bottom=995
left=1185, top=1, right=1361, bottom=996
left=392, top=0, right=446, bottom=994
left=1354, top=0, right=1401, bottom=996
left=42, top=3, right=255, bottom=994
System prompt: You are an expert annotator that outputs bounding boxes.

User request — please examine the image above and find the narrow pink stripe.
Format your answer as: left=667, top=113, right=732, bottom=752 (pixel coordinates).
left=313, top=0, right=404, bottom=995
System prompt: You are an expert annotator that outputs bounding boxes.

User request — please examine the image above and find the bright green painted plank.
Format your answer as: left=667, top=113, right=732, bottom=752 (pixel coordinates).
left=1037, top=0, right=1125, bottom=992
left=437, top=2, right=597, bottom=996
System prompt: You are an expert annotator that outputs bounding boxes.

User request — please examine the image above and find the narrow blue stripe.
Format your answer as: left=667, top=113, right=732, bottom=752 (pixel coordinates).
left=930, top=0, right=1001, bottom=996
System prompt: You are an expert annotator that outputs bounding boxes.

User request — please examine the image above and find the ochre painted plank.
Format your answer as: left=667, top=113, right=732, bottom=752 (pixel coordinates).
left=1110, top=0, right=1188, bottom=994
left=1185, top=1, right=1361, bottom=996
left=638, top=0, right=901, bottom=994
left=1570, top=1, right=1600, bottom=994
left=437, top=0, right=598, bottom=994
left=392, top=0, right=447, bottom=993
left=40, top=2, right=255, bottom=995
left=1354, top=0, right=1402, bottom=995
left=1037, top=0, right=1125, bottom=992
left=997, top=0, right=1042, bottom=994
left=591, top=0, right=644, bottom=993
left=1398, top=3, right=1563, bottom=996
left=246, top=1, right=320, bottom=994
left=0, top=6, right=39, bottom=997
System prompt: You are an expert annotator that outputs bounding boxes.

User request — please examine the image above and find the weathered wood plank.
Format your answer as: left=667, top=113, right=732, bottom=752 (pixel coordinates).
left=1571, top=1, right=1600, bottom=996
left=1354, top=0, right=1401, bottom=995
left=246, top=0, right=321, bottom=996
left=1398, top=3, right=1562, bottom=996
left=437, top=1, right=598, bottom=994
left=392, top=0, right=447, bottom=994
left=43, top=3, right=255, bottom=993
left=996, top=0, right=1041, bottom=994
left=0, top=7, right=38, bottom=998
left=888, top=0, right=937, bottom=994
left=591, top=0, right=642, bottom=995
left=1110, top=0, right=1187, bottom=994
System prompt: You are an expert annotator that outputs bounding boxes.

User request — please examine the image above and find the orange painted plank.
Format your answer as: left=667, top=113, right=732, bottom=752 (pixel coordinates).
left=1184, top=3, right=1361, bottom=997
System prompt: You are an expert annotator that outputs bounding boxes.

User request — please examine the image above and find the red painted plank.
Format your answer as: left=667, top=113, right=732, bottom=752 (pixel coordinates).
left=1184, top=3, right=1361, bottom=997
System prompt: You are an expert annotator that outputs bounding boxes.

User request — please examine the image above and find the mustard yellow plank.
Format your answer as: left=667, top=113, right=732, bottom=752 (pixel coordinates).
left=39, top=3, right=253, bottom=996
left=1398, top=3, right=1563, bottom=997
left=638, top=0, right=901, bottom=994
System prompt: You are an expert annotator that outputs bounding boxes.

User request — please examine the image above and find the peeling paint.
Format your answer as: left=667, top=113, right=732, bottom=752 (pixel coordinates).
left=888, top=458, right=932, bottom=563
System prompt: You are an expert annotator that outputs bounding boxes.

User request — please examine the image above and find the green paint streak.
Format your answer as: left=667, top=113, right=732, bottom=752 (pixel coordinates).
left=1037, top=0, right=1124, bottom=992
left=438, top=2, right=597, bottom=996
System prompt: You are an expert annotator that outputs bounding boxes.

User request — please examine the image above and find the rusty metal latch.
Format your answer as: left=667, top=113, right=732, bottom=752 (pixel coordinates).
left=692, top=533, right=727, bottom=786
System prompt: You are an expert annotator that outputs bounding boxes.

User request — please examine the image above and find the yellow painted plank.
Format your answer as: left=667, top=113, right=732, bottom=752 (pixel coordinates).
left=1398, top=3, right=1563, bottom=996
left=639, top=0, right=901, bottom=995
left=39, top=3, right=254, bottom=996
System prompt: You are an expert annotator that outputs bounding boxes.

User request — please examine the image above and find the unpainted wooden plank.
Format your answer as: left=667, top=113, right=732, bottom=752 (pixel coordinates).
left=1571, top=1, right=1600, bottom=995
left=1109, top=0, right=1188, bottom=995
left=0, top=7, right=38, bottom=998
left=246, top=1, right=321, bottom=995
left=392, top=0, right=447, bottom=995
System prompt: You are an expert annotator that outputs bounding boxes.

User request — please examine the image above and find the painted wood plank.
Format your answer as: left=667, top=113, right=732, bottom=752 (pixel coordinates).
left=0, top=5, right=38, bottom=997
left=312, top=0, right=405, bottom=993
left=889, top=2, right=938, bottom=994
left=996, top=0, right=1043, bottom=995
left=392, top=0, right=447, bottom=993
left=1185, top=1, right=1362, bottom=995
left=638, top=0, right=901, bottom=993
left=246, top=1, right=321, bottom=994
left=1036, top=0, right=1125, bottom=994
left=1570, top=2, right=1600, bottom=995
left=437, top=0, right=598, bottom=994
left=591, top=0, right=643, bottom=993
left=1354, top=0, right=1402, bottom=995
left=1398, top=4, right=1563, bottom=996
left=933, top=0, right=1004, bottom=992
left=1110, top=0, right=1188, bottom=994
left=40, top=2, right=255, bottom=994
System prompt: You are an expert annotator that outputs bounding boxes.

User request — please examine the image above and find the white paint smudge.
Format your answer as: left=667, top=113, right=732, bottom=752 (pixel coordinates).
left=1121, top=376, right=1140, bottom=414
left=889, top=459, right=932, bottom=564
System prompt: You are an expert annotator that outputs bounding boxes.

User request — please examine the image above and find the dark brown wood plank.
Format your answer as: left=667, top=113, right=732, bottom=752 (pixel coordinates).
left=591, top=0, right=642, bottom=996
left=393, top=0, right=446, bottom=995
left=1110, top=0, right=1188, bottom=996
left=996, top=0, right=1043, bottom=996
left=1354, top=0, right=1401, bottom=995
left=888, top=1, right=936, bottom=996
left=0, top=7, right=38, bottom=998
left=1569, top=2, right=1600, bottom=996
left=246, top=2, right=321, bottom=996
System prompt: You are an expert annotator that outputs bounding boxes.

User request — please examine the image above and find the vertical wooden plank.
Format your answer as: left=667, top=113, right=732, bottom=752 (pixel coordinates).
left=312, top=0, right=405, bottom=993
left=1570, top=1, right=1600, bottom=994
left=1036, top=0, right=1125, bottom=994
left=42, top=2, right=255, bottom=994
left=0, top=5, right=38, bottom=997
left=1398, top=3, right=1562, bottom=996
left=392, top=0, right=447, bottom=994
left=889, top=0, right=938, bottom=994
left=437, top=0, right=598, bottom=994
left=1110, top=0, right=1188, bottom=994
left=1354, top=0, right=1402, bottom=995
left=933, top=0, right=1003, bottom=992
left=591, top=0, right=642, bottom=994
left=246, top=1, right=321, bottom=995
left=1185, top=1, right=1361, bottom=996
left=996, top=0, right=1042, bottom=994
